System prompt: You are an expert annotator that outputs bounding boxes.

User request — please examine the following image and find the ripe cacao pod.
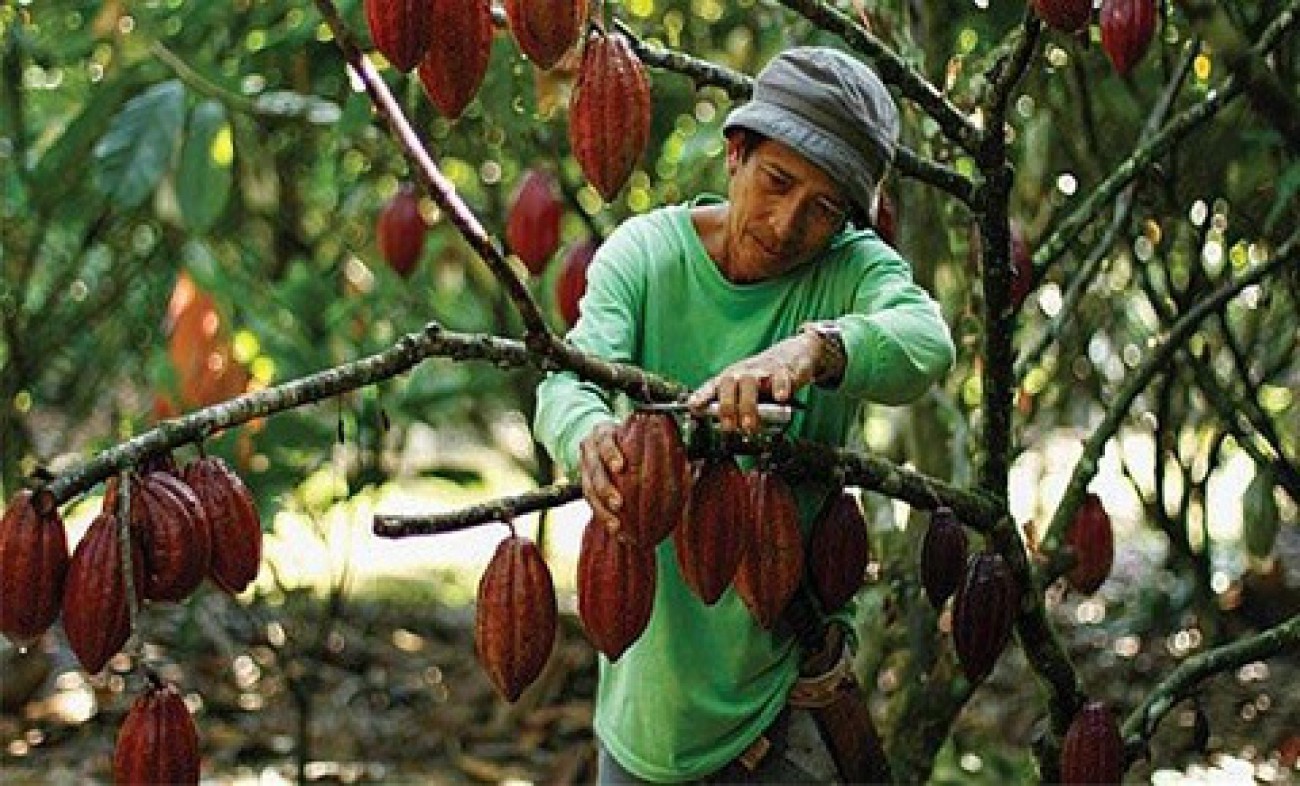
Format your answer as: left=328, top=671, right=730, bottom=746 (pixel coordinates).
left=1032, top=0, right=1092, bottom=33
left=674, top=457, right=749, bottom=606
left=364, top=0, right=433, bottom=72
left=556, top=238, right=597, bottom=327
left=474, top=534, right=557, bottom=702
left=183, top=456, right=262, bottom=594
left=506, top=170, right=563, bottom=274
left=807, top=492, right=869, bottom=613
left=377, top=184, right=427, bottom=277
left=951, top=550, right=1017, bottom=685
left=734, top=470, right=804, bottom=630
left=417, top=0, right=493, bottom=119
left=577, top=519, right=655, bottom=661
left=1009, top=221, right=1034, bottom=310
left=504, top=0, right=587, bottom=70
left=1100, top=0, right=1157, bottom=76
left=62, top=512, right=143, bottom=674
left=0, top=490, right=69, bottom=643
left=569, top=28, right=652, bottom=201
left=920, top=507, right=968, bottom=609
left=112, top=471, right=211, bottom=603
left=609, top=410, right=690, bottom=548
left=1065, top=493, right=1113, bottom=595
left=1061, top=700, right=1124, bottom=785
left=114, top=678, right=201, bottom=785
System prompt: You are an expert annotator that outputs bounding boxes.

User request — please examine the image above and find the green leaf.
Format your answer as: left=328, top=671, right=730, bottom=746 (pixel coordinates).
left=1242, top=465, right=1280, bottom=559
left=31, top=74, right=138, bottom=210
left=92, top=80, right=187, bottom=211
left=177, top=100, right=234, bottom=233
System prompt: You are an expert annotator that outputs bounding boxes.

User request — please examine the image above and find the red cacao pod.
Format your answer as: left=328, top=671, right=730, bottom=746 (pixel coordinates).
left=114, top=678, right=201, bottom=785
left=417, top=0, right=493, bottom=119
left=474, top=534, right=557, bottom=702
left=506, top=170, right=563, bottom=274
left=873, top=189, right=896, bottom=247
left=577, top=519, right=655, bottom=661
left=504, top=0, right=586, bottom=69
left=182, top=457, right=262, bottom=594
left=920, top=506, right=968, bottom=609
left=364, top=0, right=433, bottom=72
left=119, top=472, right=211, bottom=603
left=569, top=29, right=652, bottom=201
left=556, top=238, right=597, bottom=327
left=1065, top=493, right=1113, bottom=595
left=1100, top=0, right=1157, bottom=76
left=951, top=550, right=1017, bottom=685
left=377, top=184, right=427, bottom=277
left=807, top=492, right=869, bottom=613
left=1032, top=0, right=1092, bottom=33
left=0, top=490, right=69, bottom=643
left=674, top=457, right=750, bottom=606
left=609, top=410, right=690, bottom=548
left=1061, top=700, right=1124, bottom=784
left=62, top=512, right=142, bottom=674
left=1009, top=221, right=1034, bottom=310
left=734, top=470, right=804, bottom=630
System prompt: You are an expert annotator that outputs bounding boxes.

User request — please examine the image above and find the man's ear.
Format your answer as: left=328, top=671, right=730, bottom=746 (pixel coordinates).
left=725, top=134, right=743, bottom=175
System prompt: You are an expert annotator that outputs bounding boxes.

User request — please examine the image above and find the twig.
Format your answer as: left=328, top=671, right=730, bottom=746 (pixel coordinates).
left=374, top=483, right=584, bottom=537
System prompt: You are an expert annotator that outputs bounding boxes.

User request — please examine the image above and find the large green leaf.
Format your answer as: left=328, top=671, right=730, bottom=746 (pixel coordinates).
left=30, top=74, right=138, bottom=210
left=92, top=80, right=187, bottom=211
left=177, top=99, right=234, bottom=234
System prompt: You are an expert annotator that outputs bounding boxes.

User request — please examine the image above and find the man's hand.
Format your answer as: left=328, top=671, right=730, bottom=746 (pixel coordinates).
left=578, top=422, right=625, bottom=536
left=687, top=333, right=822, bottom=433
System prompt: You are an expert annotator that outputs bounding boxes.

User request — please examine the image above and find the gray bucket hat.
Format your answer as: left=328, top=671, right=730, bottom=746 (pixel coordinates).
left=723, top=47, right=900, bottom=219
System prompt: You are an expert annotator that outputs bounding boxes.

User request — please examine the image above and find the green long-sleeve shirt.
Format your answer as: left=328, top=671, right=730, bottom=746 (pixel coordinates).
left=534, top=197, right=954, bottom=782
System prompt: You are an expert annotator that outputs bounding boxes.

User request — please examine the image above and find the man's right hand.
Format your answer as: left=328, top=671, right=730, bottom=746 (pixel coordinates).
left=578, top=422, right=625, bottom=536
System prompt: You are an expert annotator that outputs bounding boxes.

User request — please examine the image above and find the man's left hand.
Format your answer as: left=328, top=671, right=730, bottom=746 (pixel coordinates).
left=687, top=333, right=821, bottom=433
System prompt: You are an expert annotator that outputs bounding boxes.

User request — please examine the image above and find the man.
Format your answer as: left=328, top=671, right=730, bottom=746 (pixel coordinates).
left=534, top=47, right=954, bottom=783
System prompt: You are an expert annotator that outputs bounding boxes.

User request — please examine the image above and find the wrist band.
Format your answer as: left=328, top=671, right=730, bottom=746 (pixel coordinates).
left=799, top=321, right=847, bottom=388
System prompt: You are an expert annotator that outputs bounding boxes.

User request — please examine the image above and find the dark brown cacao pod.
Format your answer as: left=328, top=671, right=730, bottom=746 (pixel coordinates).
left=920, top=506, right=968, bottom=609
left=62, top=512, right=142, bottom=674
left=183, top=457, right=262, bottom=594
left=377, top=184, right=427, bottom=277
left=674, top=457, right=750, bottom=605
left=364, top=0, right=433, bottom=72
left=577, top=519, right=655, bottom=661
left=1032, top=0, right=1092, bottom=33
left=114, top=678, right=201, bottom=785
left=1061, top=700, right=1124, bottom=785
left=609, top=410, right=690, bottom=548
left=474, top=534, right=557, bottom=702
left=0, top=490, right=69, bottom=643
left=1100, top=0, right=1157, bottom=76
left=1065, top=493, right=1113, bottom=595
left=417, top=0, right=493, bottom=119
left=807, top=492, right=869, bottom=613
left=951, top=550, right=1017, bottom=685
left=734, top=470, right=804, bottom=630
left=556, top=238, right=597, bottom=327
left=568, top=29, right=652, bottom=201
left=506, top=170, right=563, bottom=274
left=504, top=0, right=586, bottom=69
left=138, top=471, right=212, bottom=602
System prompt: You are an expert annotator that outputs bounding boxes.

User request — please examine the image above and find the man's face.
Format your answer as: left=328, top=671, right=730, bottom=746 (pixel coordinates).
left=723, top=136, right=851, bottom=283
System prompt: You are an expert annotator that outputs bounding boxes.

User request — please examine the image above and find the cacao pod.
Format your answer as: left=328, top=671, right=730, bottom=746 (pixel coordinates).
left=556, top=238, right=597, bottom=327
left=112, top=472, right=211, bottom=603
left=920, top=506, right=968, bottom=609
left=674, top=457, right=749, bottom=605
left=62, top=512, right=142, bottom=674
left=951, top=550, right=1017, bottom=685
left=1242, top=465, right=1281, bottom=559
left=577, top=519, right=655, bottom=661
left=1009, top=221, right=1034, bottom=310
left=474, top=534, right=557, bottom=702
left=114, top=678, right=201, bottom=785
left=807, top=492, right=869, bottom=613
left=505, top=170, right=563, bottom=274
left=734, top=470, right=804, bottom=630
left=1061, top=700, right=1124, bottom=785
left=1032, top=0, right=1092, bottom=33
left=609, top=410, right=690, bottom=548
left=0, top=490, right=69, bottom=643
left=377, top=184, right=427, bottom=277
left=182, top=456, right=262, bottom=594
left=1100, top=0, right=1157, bottom=76
left=504, top=0, right=586, bottom=70
left=569, top=28, right=652, bottom=201
left=417, top=0, right=493, bottom=119
left=1065, top=493, right=1113, bottom=595
left=873, top=189, right=896, bottom=247
left=364, top=0, right=433, bottom=72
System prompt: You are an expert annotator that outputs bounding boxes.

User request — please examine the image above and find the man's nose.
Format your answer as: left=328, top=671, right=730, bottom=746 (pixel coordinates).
left=768, top=200, right=807, bottom=244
